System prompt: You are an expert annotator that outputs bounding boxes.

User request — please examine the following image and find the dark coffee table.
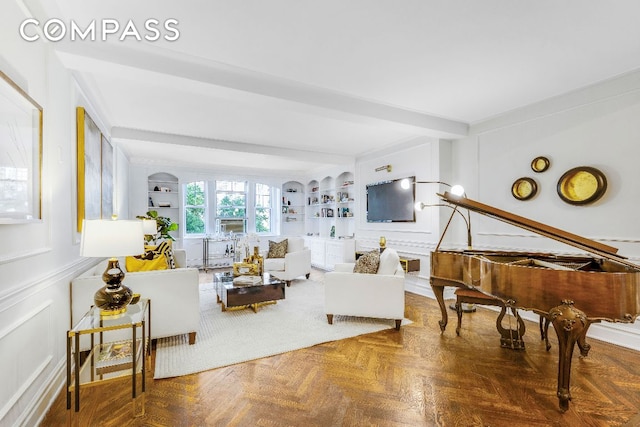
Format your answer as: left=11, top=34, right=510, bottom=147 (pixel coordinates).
left=213, top=272, right=286, bottom=313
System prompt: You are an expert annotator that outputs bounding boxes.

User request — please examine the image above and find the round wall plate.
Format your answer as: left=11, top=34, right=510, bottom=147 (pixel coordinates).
left=557, top=166, right=607, bottom=205
left=511, top=177, right=538, bottom=201
left=531, top=156, right=550, bottom=173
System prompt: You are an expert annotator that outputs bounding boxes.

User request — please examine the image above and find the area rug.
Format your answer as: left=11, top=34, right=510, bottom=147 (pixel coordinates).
left=154, top=279, right=410, bottom=379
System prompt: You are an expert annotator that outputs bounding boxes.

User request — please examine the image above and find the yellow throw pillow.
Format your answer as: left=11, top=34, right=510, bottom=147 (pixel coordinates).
left=126, top=255, right=168, bottom=272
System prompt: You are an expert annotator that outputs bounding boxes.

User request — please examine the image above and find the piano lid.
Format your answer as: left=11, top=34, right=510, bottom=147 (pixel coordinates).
left=438, top=191, right=639, bottom=268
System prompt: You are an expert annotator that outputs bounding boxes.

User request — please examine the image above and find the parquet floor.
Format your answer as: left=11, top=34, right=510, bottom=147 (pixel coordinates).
left=41, top=269, right=640, bottom=426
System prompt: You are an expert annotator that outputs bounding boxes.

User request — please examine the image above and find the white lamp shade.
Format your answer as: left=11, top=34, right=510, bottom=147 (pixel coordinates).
left=80, top=219, right=145, bottom=257
left=142, top=219, right=157, bottom=235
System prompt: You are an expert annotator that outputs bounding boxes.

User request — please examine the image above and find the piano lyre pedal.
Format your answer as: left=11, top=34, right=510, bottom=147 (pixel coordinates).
left=454, top=288, right=526, bottom=350
left=430, top=191, right=640, bottom=412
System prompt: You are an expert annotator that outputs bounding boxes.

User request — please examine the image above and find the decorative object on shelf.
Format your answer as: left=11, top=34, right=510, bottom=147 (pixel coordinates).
left=511, top=177, right=538, bottom=201
left=330, top=225, right=335, bottom=238
left=557, top=166, right=607, bottom=205
left=0, top=71, right=43, bottom=223
left=375, top=164, right=392, bottom=172
left=154, top=185, right=160, bottom=191
left=136, top=210, right=178, bottom=243
left=531, top=156, right=550, bottom=173
left=80, top=218, right=144, bottom=315
left=379, top=236, right=386, bottom=250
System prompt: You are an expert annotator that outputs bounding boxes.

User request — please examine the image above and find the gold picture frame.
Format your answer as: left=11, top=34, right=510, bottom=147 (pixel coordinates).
left=557, top=166, right=607, bottom=206
left=511, top=177, right=538, bottom=201
left=0, top=71, right=43, bottom=223
left=77, top=107, right=113, bottom=231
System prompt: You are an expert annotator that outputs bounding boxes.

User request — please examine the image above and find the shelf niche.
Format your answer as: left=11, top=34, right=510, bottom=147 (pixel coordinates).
left=147, top=172, right=179, bottom=241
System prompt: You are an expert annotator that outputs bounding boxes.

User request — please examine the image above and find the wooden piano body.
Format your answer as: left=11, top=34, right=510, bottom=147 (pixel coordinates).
left=430, top=192, right=640, bottom=412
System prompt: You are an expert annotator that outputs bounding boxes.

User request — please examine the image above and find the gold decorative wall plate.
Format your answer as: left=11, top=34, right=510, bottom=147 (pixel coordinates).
left=531, top=156, right=550, bottom=173
left=557, top=166, right=607, bottom=205
left=511, top=177, right=538, bottom=201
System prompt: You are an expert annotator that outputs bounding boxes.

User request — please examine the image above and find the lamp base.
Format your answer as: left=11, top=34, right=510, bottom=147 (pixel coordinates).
left=95, top=258, right=133, bottom=316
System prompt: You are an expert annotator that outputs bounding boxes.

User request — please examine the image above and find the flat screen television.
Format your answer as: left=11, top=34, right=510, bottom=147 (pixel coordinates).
left=366, top=176, right=416, bottom=223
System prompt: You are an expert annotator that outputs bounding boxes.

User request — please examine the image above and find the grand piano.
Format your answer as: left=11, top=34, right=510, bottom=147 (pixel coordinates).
left=430, top=191, right=640, bottom=412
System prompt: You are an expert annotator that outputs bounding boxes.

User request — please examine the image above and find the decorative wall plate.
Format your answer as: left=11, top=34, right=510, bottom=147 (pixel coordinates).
left=531, top=156, right=550, bottom=173
left=511, top=177, right=538, bottom=201
left=557, top=166, right=607, bottom=205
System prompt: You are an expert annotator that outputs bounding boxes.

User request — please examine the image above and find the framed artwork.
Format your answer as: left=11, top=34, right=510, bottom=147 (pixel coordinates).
left=76, top=107, right=103, bottom=231
left=0, top=71, right=43, bottom=223
left=101, top=134, right=113, bottom=219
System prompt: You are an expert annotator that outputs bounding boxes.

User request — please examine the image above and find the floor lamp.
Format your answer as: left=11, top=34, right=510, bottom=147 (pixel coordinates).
left=401, top=179, right=475, bottom=312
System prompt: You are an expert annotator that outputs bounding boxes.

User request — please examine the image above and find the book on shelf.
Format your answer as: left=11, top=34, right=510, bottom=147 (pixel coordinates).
left=233, top=275, right=262, bottom=286
left=95, top=340, right=143, bottom=375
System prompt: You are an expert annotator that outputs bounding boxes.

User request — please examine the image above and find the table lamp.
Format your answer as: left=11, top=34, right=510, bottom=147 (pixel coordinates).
left=80, top=219, right=145, bottom=315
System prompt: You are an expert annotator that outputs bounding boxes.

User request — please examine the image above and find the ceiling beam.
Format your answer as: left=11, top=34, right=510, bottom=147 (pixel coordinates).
left=54, top=41, right=469, bottom=138
left=111, top=127, right=349, bottom=165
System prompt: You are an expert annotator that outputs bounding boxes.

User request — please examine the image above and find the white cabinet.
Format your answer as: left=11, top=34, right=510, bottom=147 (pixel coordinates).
left=304, top=236, right=355, bottom=271
left=281, top=181, right=305, bottom=235
left=325, top=239, right=356, bottom=270
left=305, top=237, right=326, bottom=268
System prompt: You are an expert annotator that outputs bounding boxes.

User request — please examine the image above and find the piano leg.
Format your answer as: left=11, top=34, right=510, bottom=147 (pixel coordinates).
left=549, top=300, right=588, bottom=412
left=430, top=280, right=448, bottom=332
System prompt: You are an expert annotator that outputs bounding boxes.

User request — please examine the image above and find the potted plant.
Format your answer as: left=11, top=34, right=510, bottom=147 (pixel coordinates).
left=136, top=210, right=178, bottom=244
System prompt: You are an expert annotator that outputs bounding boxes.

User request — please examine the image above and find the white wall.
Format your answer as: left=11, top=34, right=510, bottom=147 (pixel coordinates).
left=0, top=3, right=132, bottom=425
left=349, top=71, right=640, bottom=351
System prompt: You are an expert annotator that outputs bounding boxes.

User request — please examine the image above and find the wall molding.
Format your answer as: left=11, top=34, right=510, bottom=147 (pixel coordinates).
left=0, top=258, right=97, bottom=308
left=0, top=247, right=51, bottom=265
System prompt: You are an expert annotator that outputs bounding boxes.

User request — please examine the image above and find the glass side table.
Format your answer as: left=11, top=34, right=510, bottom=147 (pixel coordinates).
left=66, top=299, right=151, bottom=418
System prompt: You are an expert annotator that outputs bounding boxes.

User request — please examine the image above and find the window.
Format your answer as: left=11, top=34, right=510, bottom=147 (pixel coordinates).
left=255, top=183, right=271, bottom=233
left=216, top=180, right=246, bottom=233
left=184, top=181, right=206, bottom=235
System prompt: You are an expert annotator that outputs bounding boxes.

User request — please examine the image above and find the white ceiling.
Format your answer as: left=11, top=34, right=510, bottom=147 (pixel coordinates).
left=25, top=0, right=640, bottom=174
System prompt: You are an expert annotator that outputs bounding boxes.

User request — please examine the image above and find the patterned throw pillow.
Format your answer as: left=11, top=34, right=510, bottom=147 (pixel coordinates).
left=267, top=239, right=288, bottom=258
left=155, top=241, right=176, bottom=269
left=144, top=240, right=176, bottom=269
left=353, top=250, right=380, bottom=274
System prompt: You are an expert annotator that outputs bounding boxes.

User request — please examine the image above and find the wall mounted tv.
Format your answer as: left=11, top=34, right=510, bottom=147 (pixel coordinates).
left=366, top=176, right=416, bottom=223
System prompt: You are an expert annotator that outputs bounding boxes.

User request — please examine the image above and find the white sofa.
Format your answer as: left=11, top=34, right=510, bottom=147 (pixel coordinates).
left=71, top=249, right=200, bottom=345
left=263, top=237, right=312, bottom=286
left=324, top=248, right=405, bottom=330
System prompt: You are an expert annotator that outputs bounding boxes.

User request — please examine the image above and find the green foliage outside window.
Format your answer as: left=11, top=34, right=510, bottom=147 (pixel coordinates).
left=185, top=182, right=205, bottom=234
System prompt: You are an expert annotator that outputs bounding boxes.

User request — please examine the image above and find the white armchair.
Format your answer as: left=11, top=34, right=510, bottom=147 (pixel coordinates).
left=263, top=237, right=312, bottom=286
left=324, top=248, right=405, bottom=330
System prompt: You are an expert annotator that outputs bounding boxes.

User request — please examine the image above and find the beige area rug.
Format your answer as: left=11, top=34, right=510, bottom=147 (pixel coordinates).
left=154, top=279, right=410, bottom=379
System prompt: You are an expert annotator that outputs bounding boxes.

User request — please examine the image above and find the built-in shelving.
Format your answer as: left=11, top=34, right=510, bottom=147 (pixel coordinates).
left=147, top=172, right=179, bottom=240
left=281, top=181, right=305, bottom=235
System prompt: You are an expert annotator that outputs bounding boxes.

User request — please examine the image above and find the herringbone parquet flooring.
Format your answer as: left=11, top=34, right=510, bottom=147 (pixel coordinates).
left=41, top=269, right=640, bottom=426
